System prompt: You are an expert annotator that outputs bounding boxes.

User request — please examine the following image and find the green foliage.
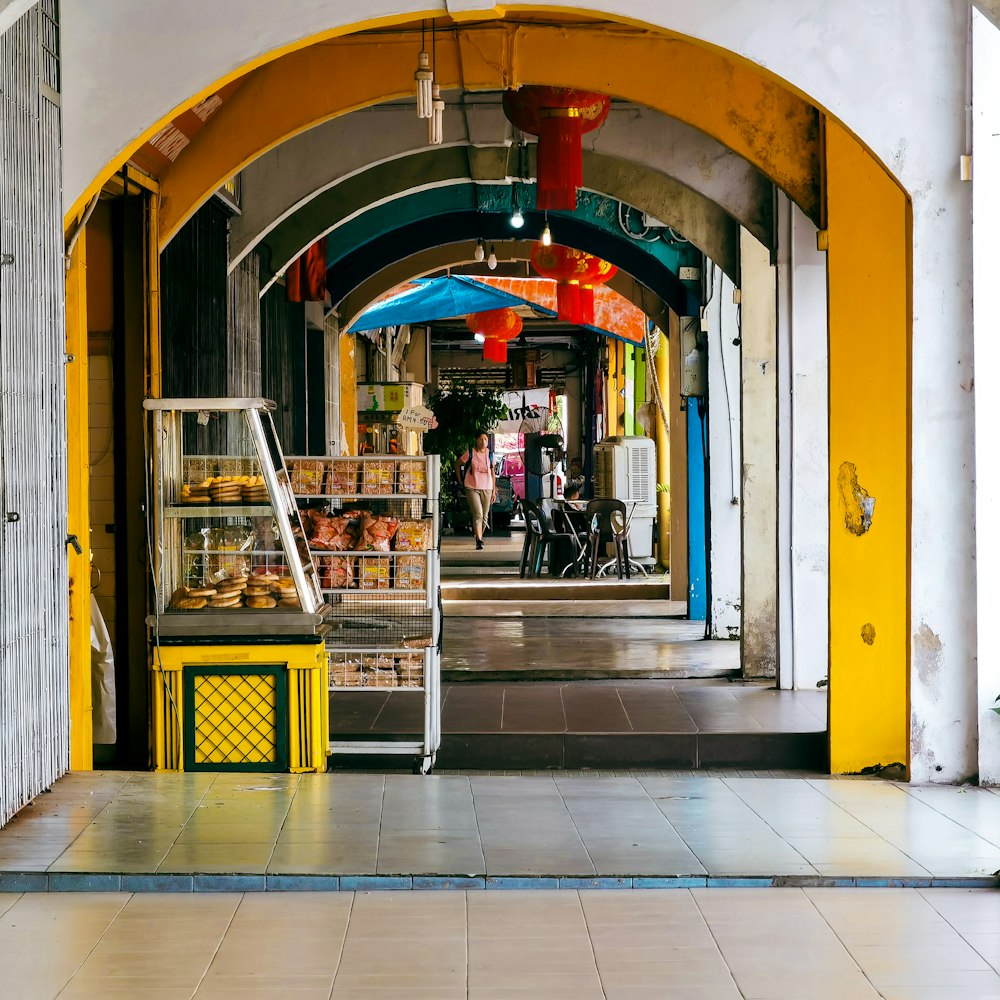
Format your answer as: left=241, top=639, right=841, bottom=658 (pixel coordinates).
left=993, top=695, right=1000, bottom=717
left=423, top=382, right=508, bottom=466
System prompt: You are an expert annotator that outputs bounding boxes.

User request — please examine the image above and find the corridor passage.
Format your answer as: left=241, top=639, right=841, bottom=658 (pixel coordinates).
left=2, top=887, right=999, bottom=999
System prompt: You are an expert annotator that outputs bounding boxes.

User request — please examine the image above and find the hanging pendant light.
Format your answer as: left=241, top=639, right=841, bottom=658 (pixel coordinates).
left=540, top=220, right=553, bottom=246
left=510, top=208, right=525, bottom=229
left=428, top=83, right=444, bottom=145
left=487, top=244, right=498, bottom=270
left=474, top=239, right=485, bottom=263
left=415, top=50, right=433, bottom=118
left=415, top=22, right=433, bottom=120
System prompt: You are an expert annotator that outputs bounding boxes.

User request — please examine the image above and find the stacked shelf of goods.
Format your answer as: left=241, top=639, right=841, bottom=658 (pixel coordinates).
left=288, top=456, right=441, bottom=768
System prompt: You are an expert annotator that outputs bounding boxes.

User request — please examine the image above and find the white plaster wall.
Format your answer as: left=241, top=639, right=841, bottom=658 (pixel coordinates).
left=776, top=196, right=829, bottom=693
left=58, top=0, right=967, bottom=217
left=706, top=262, right=742, bottom=638
left=740, top=228, right=777, bottom=676
left=974, top=7, right=1000, bottom=786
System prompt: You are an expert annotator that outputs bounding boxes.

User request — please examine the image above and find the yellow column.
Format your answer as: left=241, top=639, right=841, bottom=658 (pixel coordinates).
left=66, top=231, right=93, bottom=769
left=339, top=332, right=357, bottom=455
left=654, top=334, right=671, bottom=570
left=826, top=120, right=910, bottom=773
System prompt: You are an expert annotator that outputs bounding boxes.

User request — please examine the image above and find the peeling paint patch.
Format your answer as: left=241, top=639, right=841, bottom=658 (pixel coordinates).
left=861, top=623, right=876, bottom=645
left=838, top=462, right=875, bottom=535
left=914, top=623, right=943, bottom=696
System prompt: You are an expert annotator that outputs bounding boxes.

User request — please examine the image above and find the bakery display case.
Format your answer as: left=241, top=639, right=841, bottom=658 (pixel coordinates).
left=287, top=454, right=442, bottom=773
left=145, top=398, right=327, bottom=637
left=144, top=398, right=328, bottom=773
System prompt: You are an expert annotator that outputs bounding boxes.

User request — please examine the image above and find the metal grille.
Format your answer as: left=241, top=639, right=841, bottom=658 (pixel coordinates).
left=226, top=250, right=261, bottom=458
left=0, top=2, right=69, bottom=827
left=188, top=669, right=285, bottom=768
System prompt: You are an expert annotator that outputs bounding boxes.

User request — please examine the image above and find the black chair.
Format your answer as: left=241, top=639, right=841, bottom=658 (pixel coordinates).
left=551, top=505, right=590, bottom=577
left=585, top=498, right=632, bottom=579
left=520, top=499, right=575, bottom=578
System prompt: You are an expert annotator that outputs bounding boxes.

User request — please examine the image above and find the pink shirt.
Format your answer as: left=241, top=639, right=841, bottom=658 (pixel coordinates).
left=461, top=447, right=493, bottom=490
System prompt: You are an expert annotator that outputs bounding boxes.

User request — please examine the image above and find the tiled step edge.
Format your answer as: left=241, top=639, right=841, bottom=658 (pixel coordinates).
left=1, top=872, right=996, bottom=893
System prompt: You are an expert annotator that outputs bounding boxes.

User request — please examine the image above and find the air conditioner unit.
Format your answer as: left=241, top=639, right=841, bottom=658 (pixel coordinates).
left=592, top=436, right=657, bottom=559
left=594, top=436, right=655, bottom=506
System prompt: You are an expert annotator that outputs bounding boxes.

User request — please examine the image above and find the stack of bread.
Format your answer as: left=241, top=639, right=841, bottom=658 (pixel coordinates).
left=244, top=572, right=278, bottom=608
left=241, top=476, right=270, bottom=504
left=179, top=481, right=211, bottom=505
left=207, top=476, right=247, bottom=504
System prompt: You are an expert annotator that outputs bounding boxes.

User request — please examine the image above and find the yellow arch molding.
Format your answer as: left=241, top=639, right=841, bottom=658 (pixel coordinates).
left=157, top=24, right=820, bottom=244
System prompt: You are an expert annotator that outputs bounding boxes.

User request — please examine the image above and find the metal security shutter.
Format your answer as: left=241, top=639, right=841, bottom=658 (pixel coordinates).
left=0, top=0, right=69, bottom=827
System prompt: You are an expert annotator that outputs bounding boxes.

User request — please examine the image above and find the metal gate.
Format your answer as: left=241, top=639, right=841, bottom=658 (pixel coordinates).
left=0, top=0, right=69, bottom=827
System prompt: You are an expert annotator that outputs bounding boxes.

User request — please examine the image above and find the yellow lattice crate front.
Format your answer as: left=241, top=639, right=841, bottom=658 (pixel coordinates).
left=192, top=673, right=278, bottom=765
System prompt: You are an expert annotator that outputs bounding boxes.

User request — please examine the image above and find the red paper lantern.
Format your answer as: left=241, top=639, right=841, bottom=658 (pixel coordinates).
left=502, top=87, right=610, bottom=211
left=286, top=236, right=327, bottom=302
left=467, top=308, right=523, bottom=364
left=530, top=243, right=617, bottom=325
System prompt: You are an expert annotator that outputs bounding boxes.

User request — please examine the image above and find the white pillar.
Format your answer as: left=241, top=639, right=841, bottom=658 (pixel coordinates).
left=706, top=262, right=742, bottom=638
left=974, top=8, right=1000, bottom=785
left=776, top=195, right=829, bottom=691
left=740, top=228, right=777, bottom=677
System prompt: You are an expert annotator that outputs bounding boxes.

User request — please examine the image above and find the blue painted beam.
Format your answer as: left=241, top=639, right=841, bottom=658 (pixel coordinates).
left=687, top=398, right=708, bottom=621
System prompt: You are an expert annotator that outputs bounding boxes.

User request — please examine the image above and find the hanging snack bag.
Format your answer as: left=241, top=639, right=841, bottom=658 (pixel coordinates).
left=329, top=459, right=361, bottom=495
left=397, top=460, right=427, bottom=495
left=318, top=554, right=355, bottom=590
left=393, top=519, right=431, bottom=551
left=359, top=514, right=399, bottom=551
left=394, top=555, right=426, bottom=591
left=361, top=459, right=395, bottom=496
left=357, top=556, right=390, bottom=590
left=289, top=459, right=326, bottom=495
left=310, top=514, right=359, bottom=552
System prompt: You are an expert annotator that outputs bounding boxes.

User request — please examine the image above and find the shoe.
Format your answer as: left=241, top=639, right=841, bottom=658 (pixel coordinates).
left=475, top=539, right=484, bottom=550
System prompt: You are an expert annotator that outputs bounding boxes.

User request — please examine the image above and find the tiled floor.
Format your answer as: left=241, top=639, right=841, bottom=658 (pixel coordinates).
left=334, top=680, right=826, bottom=734
left=441, top=618, right=738, bottom=678
left=2, top=887, right=1000, bottom=999
left=2, top=772, right=998, bottom=882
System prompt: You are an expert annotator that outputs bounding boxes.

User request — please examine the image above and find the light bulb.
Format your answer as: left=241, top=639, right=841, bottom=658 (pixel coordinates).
left=487, top=245, right=498, bottom=270
left=541, top=222, right=552, bottom=247
left=474, top=240, right=485, bottom=263
left=428, top=83, right=444, bottom=145
left=415, top=51, right=433, bottom=119
left=510, top=209, right=525, bottom=229
left=473, top=332, right=485, bottom=343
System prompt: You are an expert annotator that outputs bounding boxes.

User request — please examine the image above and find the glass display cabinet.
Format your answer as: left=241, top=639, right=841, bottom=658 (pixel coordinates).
left=145, top=397, right=327, bottom=636
left=143, top=398, right=328, bottom=773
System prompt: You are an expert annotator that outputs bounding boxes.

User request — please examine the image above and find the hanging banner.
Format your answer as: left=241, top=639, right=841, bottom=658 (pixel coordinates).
left=496, top=389, right=553, bottom=433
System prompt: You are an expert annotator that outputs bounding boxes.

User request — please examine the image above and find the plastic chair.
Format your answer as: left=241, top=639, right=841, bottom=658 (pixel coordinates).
left=552, top=506, right=590, bottom=577
left=520, top=499, right=575, bottom=578
left=585, top=499, right=632, bottom=580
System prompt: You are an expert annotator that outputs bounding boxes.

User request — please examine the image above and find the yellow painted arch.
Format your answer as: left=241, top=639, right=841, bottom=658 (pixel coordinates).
left=156, top=23, right=820, bottom=245
left=65, top=8, right=909, bottom=776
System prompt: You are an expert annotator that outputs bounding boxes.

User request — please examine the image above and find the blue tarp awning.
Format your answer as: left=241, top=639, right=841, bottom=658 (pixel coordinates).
left=348, top=275, right=555, bottom=333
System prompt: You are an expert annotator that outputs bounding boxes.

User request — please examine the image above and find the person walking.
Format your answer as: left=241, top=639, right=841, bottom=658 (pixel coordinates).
left=455, top=432, right=496, bottom=550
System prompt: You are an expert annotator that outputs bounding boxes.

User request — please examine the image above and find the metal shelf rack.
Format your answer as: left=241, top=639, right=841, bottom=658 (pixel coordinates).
left=288, top=454, right=441, bottom=773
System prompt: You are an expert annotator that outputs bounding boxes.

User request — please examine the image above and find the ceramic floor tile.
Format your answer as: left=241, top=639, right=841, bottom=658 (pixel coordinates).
left=157, top=842, right=275, bottom=873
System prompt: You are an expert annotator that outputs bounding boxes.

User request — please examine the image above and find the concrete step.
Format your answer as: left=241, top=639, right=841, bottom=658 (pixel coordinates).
left=441, top=578, right=672, bottom=601
left=328, top=731, right=827, bottom=772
